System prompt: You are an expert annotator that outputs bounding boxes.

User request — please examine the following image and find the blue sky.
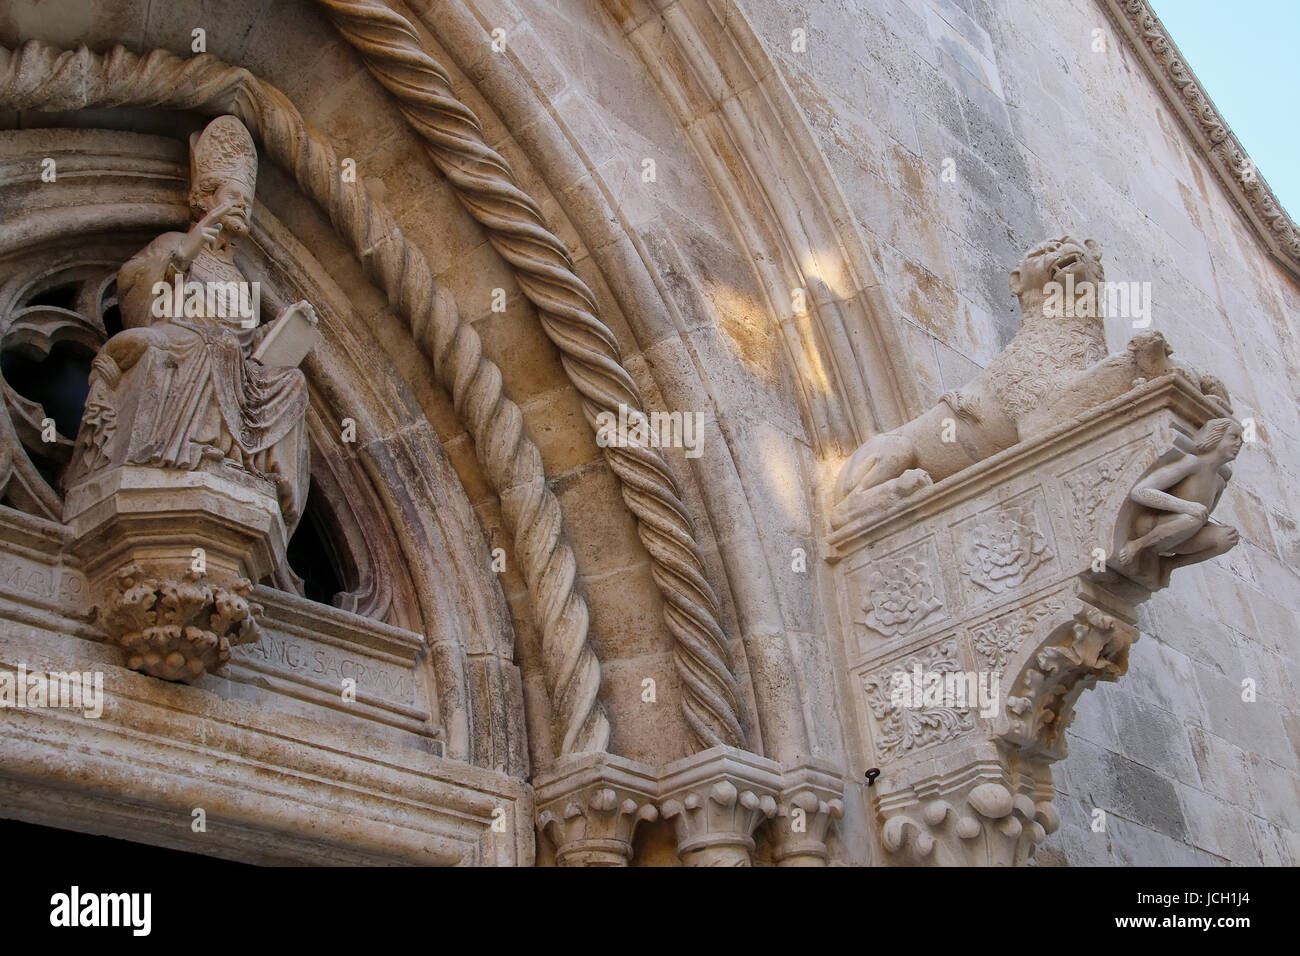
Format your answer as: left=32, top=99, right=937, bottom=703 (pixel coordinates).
left=1148, top=0, right=1300, bottom=217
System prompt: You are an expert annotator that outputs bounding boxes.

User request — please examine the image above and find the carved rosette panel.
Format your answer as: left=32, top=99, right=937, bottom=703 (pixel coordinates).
left=956, top=492, right=1055, bottom=597
left=862, top=638, right=974, bottom=759
left=853, top=536, right=948, bottom=641
left=1001, top=605, right=1137, bottom=760
left=99, top=562, right=263, bottom=683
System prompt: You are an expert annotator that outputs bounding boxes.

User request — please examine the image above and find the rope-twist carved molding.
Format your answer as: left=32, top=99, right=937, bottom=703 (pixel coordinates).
left=0, top=39, right=609, bottom=757
left=314, top=0, right=746, bottom=750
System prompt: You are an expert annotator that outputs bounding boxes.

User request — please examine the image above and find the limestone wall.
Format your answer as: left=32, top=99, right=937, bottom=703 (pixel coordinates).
left=735, top=0, right=1300, bottom=865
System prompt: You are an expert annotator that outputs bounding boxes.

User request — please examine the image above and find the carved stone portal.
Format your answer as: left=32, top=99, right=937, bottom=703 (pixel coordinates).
left=828, top=238, right=1243, bottom=865
left=62, top=116, right=315, bottom=683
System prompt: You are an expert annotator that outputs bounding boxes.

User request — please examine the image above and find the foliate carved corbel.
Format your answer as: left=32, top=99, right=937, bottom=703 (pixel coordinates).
left=99, top=563, right=263, bottom=682
left=1000, top=606, right=1138, bottom=760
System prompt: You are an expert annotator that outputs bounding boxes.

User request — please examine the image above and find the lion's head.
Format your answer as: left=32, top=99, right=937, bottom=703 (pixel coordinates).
left=1127, top=329, right=1174, bottom=373
left=1009, top=235, right=1105, bottom=310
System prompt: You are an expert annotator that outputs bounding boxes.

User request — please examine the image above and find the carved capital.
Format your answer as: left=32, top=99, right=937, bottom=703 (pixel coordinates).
left=770, top=761, right=845, bottom=866
left=534, top=754, right=658, bottom=867
left=877, top=756, right=1058, bottom=866
left=658, top=747, right=780, bottom=866
left=65, top=465, right=287, bottom=682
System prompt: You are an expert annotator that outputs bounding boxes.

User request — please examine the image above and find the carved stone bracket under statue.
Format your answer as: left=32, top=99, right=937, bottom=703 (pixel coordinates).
left=828, top=373, right=1242, bottom=865
left=64, top=464, right=286, bottom=682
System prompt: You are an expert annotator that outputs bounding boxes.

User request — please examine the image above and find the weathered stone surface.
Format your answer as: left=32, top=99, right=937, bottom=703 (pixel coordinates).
left=0, top=0, right=1294, bottom=867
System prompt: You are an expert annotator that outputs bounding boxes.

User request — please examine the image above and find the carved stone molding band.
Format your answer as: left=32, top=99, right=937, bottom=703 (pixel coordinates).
left=1100, top=0, right=1300, bottom=278
left=0, top=40, right=608, bottom=756
left=313, top=0, right=746, bottom=753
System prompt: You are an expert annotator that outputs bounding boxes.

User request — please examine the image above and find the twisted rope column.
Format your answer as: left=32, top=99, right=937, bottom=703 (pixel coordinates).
left=315, top=0, right=745, bottom=750
left=0, top=40, right=609, bottom=756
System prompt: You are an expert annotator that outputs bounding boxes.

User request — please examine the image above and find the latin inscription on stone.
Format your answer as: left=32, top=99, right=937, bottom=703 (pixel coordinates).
left=232, top=627, right=415, bottom=705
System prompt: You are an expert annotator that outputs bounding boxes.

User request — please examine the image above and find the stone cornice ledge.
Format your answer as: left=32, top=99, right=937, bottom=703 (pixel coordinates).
left=1098, top=0, right=1300, bottom=279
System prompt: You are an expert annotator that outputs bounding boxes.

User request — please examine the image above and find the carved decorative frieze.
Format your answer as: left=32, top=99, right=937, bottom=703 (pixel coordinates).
left=1100, top=0, right=1300, bottom=279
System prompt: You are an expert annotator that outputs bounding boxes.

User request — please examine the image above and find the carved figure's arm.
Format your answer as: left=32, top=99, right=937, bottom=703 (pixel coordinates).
left=117, top=232, right=188, bottom=328
left=1128, top=456, right=1203, bottom=516
left=169, top=201, right=232, bottom=273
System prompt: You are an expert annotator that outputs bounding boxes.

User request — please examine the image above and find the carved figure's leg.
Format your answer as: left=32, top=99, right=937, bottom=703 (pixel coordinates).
left=1117, top=511, right=1202, bottom=565
left=1160, top=523, right=1239, bottom=572
left=102, top=326, right=169, bottom=372
left=835, top=434, right=915, bottom=501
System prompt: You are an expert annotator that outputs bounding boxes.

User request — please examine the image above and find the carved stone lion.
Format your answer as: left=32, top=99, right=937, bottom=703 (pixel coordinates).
left=832, top=236, right=1228, bottom=527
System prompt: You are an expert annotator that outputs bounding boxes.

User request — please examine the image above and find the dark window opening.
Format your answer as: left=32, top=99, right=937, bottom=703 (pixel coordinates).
left=102, top=301, right=123, bottom=339
left=1, top=342, right=93, bottom=439
left=26, top=284, right=79, bottom=311
left=285, top=485, right=346, bottom=605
